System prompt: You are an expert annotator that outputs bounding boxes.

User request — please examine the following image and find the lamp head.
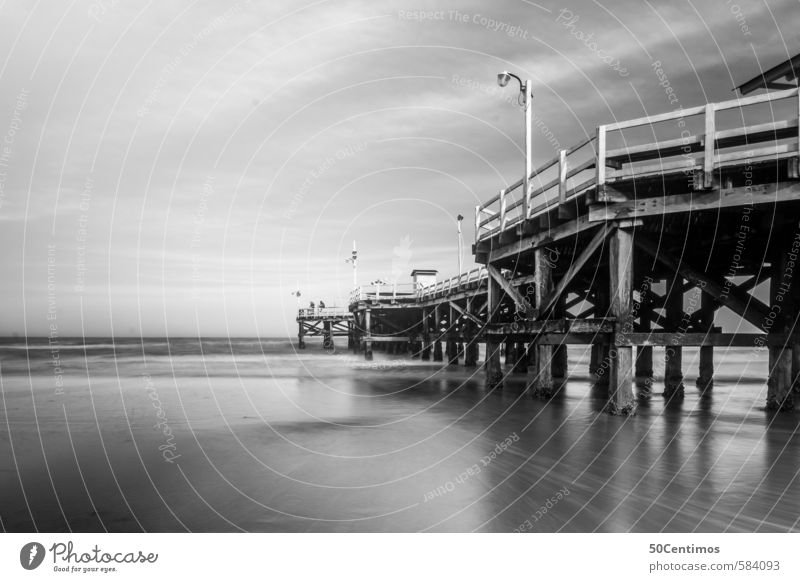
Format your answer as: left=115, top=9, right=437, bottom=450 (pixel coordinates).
left=497, top=71, right=511, bottom=87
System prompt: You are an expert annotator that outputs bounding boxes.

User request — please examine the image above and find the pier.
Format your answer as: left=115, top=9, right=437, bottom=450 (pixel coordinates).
left=299, top=85, right=800, bottom=414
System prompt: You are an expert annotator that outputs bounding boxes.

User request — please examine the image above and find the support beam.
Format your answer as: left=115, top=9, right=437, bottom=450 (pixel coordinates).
left=447, top=339, right=460, bottom=366
left=551, top=344, right=568, bottom=379
left=697, top=291, right=715, bottom=392
left=433, top=341, right=443, bottom=362
left=635, top=234, right=771, bottom=330
left=449, top=301, right=484, bottom=326
left=635, top=279, right=653, bottom=381
left=322, top=321, right=333, bottom=351
left=793, top=343, right=800, bottom=394
left=433, top=304, right=443, bottom=362
left=538, top=225, right=612, bottom=317
left=607, top=227, right=636, bottom=414
left=485, top=275, right=503, bottom=390
left=513, top=342, right=528, bottom=374
left=487, top=264, right=534, bottom=317
left=591, top=286, right=610, bottom=386
left=421, top=308, right=431, bottom=361
left=767, top=237, right=796, bottom=411
left=663, top=274, right=685, bottom=401
left=530, top=247, right=555, bottom=398
left=588, top=181, right=800, bottom=222
left=364, top=310, right=373, bottom=361
left=464, top=332, right=479, bottom=367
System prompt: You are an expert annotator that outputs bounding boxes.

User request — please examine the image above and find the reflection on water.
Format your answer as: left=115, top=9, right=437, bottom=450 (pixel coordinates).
left=0, top=338, right=798, bottom=532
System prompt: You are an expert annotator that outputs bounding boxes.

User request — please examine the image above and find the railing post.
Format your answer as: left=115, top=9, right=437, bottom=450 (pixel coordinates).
left=392, top=282, right=397, bottom=303
left=703, top=103, right=716, bottom=189
left=558, top=149, right=568, bottom=206
left=499, top=188, right=508, bottom=232
left=796, top=89, right=800, bottom=175
left=474, top=205, right=481, bottom=244
left=595, top=125, right=606, bottom=202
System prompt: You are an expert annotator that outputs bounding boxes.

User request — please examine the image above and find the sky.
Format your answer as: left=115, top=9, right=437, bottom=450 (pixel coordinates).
left=0, top=0, right=798, bottom=337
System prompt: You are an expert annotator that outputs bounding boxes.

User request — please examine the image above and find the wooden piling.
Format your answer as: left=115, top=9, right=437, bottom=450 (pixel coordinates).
left=607, top=227, right=636, bottom=415
left=663, top=274, right=685, bottom=401
left=530, top=247, right=554, bottom=398
left=792, top=342, right=800, bottom=394
left=364, top=309, right=373, bottom=361
left=464, top=336, right=479, bottom=367
left=767, top=242, right=795, bottom=411
left=591, top=286, right=609, bottom=386
left=513, top=342, right=528, bottom=374
left=634, top=284, right=653, bottom=379
left=485, top=275, right=503, bottom=390
left=322, top=321, right=332, bottom=350
left=551, top=344, right=567, bottom=379
left=447, top=339, right=459, bottom=366
left=504, top=337, right=515, bottom=367
left=696, top=290, right=715, bottom=392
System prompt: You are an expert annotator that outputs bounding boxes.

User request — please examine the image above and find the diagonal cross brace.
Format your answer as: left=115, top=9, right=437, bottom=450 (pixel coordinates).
left=635, top=234, right=771, bottom=331
left=487, top=264, right=535, bottom=317
left=449, top=301, right=485, bottom=327
left=538, top=225, right=613, bottom=317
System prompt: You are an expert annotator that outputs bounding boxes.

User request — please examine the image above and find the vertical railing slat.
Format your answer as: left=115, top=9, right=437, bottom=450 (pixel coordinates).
left=704, top=103, right=716, bottom=189
left=474, top=205, right=481, bottom=244
left=595, top=125, right=606, bottom=201
left=558, top=149, right=568, bottom=206
left=499, top=188, right=508, bottom=232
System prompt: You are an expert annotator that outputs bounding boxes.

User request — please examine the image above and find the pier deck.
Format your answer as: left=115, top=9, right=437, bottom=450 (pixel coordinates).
left=302, top=87, right=800, bottom=413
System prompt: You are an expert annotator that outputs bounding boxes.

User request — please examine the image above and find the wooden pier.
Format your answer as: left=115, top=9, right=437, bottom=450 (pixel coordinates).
left=296, top=307, right=354, bottom=350
left=300, top=86, right=800, bottom=414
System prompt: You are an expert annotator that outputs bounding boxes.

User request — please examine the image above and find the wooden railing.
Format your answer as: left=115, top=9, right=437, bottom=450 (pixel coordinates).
left=416, top=267, right=488, bottom=301
left=476, top=87, right=800, bottom=243
left=349, top=282, right=419, bottom=305
left=475, top=136, right=597, bottom=242
left=297, top=307, right=351, bottom=319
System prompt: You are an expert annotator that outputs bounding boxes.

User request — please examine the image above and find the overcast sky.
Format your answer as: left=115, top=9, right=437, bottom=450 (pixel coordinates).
left=0, top=0, right=798, bottom=337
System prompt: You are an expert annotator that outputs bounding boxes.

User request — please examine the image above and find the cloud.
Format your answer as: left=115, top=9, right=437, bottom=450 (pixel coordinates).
left=1, top=0, right=799, bottom=335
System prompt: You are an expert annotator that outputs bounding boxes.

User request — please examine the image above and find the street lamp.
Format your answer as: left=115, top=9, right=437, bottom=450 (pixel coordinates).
left=345, top=240, right=357, bottom=288
left=456, top=214, right=464, bottom=282
left=497, top=70, right=533, bottom=219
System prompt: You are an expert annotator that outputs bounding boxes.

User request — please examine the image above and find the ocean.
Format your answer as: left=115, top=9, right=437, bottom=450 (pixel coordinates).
left=1, top=337, right=798, bottom=532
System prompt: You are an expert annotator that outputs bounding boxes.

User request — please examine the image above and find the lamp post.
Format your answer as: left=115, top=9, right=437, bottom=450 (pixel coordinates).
left=345, top=240, right=357, bottom=288
left=497, top=71, right=533, bottom=220
left=456, top=214, right=464, bottom=284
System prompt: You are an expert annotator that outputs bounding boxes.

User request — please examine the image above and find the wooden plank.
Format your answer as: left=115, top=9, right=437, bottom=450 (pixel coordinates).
left=488, top=214, right=597, bottom=263
left=715, top=142, right=797, bottom=165
left=608, top=157, right=700, bottom=182
left=606, top=135, right=702, bottom=164
left=616, top=332, right=768, bottom=346
left=605, top=104, right=706, bottom=131
left=634, top=235, right=771, bottom=330
left=714, top=118, right=797, bottom=149
left=538, top=225, right=612, bottom=317
left=714, top=86, right=797, bottom=111
left=588, top=181, right=800, bottom=222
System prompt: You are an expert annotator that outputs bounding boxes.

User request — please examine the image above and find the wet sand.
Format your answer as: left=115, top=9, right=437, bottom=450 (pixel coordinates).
left=1, top=339, right=798, bottom=532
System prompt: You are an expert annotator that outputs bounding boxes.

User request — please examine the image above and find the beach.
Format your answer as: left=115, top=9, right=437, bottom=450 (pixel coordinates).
left=1, top=337, right=798, bottom=532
